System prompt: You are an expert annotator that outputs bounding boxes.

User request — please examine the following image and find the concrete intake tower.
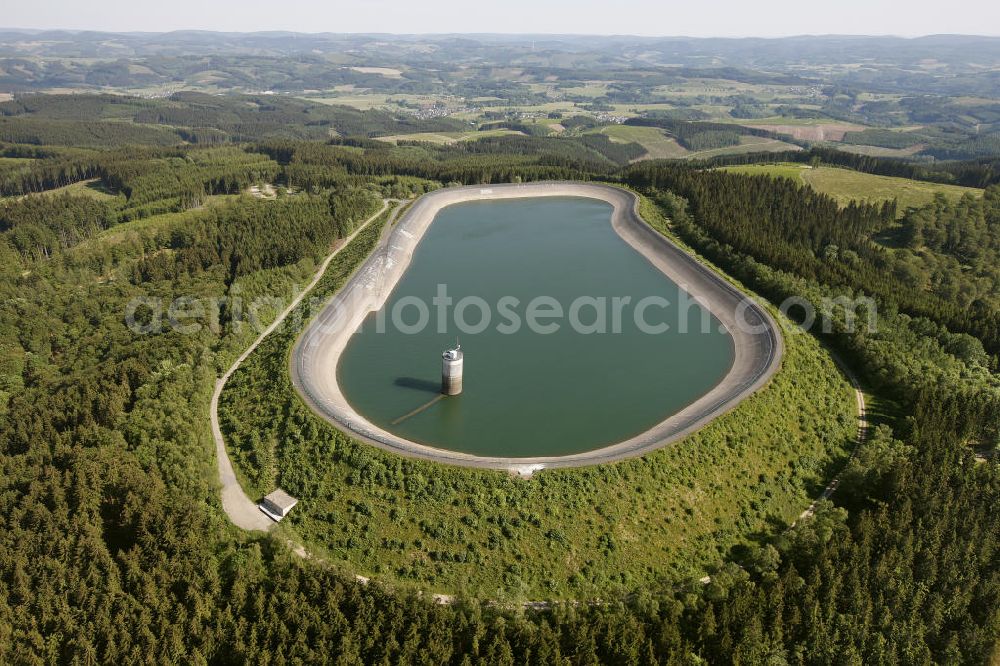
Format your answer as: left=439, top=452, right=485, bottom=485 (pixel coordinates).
left=441, top=346, right=463, bottom=395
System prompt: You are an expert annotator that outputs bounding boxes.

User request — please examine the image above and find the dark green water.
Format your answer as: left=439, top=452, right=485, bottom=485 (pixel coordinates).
left=338, top=197, right=734, bottom=457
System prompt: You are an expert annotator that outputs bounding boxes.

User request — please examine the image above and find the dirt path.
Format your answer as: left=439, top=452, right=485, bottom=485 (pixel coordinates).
left=793, top=353, right=868, bottom=526
left=209, top=200, right=391, bottom=532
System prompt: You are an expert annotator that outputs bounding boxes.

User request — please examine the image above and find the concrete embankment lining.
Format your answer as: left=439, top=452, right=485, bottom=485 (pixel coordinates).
left=290, top=182, right=783, bottom=471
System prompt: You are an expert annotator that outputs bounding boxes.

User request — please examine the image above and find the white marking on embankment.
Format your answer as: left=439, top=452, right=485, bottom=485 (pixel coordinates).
left=511, top=464, right=545, bottom=478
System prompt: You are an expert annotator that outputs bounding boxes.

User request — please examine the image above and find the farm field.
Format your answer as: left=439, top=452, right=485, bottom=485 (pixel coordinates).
left=833, top=143, right=926, bottom=158
left=719, top=163, right=983, bottom=211
left=724, top=117, right=859, bottom=126
left=34, top=178, right=119, bottom=201
left=599, top=125, right=689, bottom=159
left=374, top=128, right=523, bottom=144
left=740, top=121, right=865, bottom=142
left=349, top=66, right=404, bottom=79
left=686, top=135, right=802, bottom=159
left=599, top=127, right=801, bottom=161
left=307, top=93, right=453, bottom=110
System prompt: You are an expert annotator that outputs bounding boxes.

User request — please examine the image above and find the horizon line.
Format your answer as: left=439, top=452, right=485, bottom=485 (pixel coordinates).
left=1, top=27, right=1000, bottom=40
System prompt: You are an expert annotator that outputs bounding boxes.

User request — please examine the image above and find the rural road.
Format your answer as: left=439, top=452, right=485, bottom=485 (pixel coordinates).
left=210, top=199, right=392, bottom=532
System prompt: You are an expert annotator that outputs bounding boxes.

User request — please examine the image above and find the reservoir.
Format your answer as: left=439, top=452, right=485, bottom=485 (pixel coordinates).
left=337, top=196, right=735, bottom=458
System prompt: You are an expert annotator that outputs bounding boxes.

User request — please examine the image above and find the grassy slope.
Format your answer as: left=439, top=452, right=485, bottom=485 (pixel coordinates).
left=722, top=117, right=856, bottom=126
left=600, top=125, right=689, bottom=159
left=375, top=128, right=523, bottom=145
left=832, top=143, right=925, bottom=158
left=720, top=163, right=983, bottom=212
left=0, top=178, right=120, bottom=202
left=599, top=127, right=801, bottom=162
left=218, top=191, right=856, bottom=600
left=82, top=195, right=241, bottom=245
left=685, top=135, right=802, bottom=160
left=45, top=179, right=120, bottom=200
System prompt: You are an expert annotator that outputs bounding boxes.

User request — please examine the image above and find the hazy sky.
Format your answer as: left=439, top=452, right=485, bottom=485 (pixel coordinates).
left=3, top=0, right=999, bottom=38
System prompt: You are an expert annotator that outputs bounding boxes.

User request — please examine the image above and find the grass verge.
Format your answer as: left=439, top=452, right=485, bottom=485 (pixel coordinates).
left=720, top=163, right=982, bottom=212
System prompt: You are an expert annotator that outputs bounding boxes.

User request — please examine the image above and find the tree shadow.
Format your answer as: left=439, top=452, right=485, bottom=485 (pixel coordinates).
left=393, top=377, right=440, bottom=394
left=736, top=513, right=791, bottom=551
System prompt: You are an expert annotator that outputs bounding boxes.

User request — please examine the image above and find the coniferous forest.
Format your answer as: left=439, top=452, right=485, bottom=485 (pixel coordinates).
left=0, top=67, right=998, bottom=664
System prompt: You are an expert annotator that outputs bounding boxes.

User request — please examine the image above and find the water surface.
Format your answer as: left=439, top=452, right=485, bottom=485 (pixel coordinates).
left=338, top=197, right=733, bottom=457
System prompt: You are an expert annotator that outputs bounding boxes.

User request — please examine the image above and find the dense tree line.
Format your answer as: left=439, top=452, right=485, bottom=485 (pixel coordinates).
left=578, top=133, right=647, bottom=165
left=639, top=189, right=997, bottom=401
left=624, top=116, right=779, bottom=150
left=625, top=164, right=1000, bottom=358
left=477, top=120, right=553, bottom=137
left=681, top=129, right=742, bottom=151
left=130, top=188, right=380, bottom=285
left=902, top=190, right=1000, bottom=260
left=1, top=191, right=996, bottom=661
left=627, top=164, right=894, bottom=258
left=0, top=118, right=997, bottom=663
left=1, top=193, right=116, bottom=259
left=0, top=93, right=157, bottom=120
left=261, top=139, right=595, bottom=186
left=2, top=145, right=287, bottom=218
left=658, top=387, right=999, bottom=664
left=841, top=128, right=929, bottom=149
left=0, top=116, right=183, bottom=147
left=99, top=147, right=281, bottom=212
left=702, top=146, right=1000, bottom=188
left=0, top=92, right=469, bottom=145
left=923, top=131, right=1000, bottom=161
left=0, top=149, right=112, bottom=196
left=887, top=190, right=1000, bottom=310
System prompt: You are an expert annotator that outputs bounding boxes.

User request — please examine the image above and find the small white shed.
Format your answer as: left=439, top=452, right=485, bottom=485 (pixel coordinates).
left=259, top=489, right=298, bottom=522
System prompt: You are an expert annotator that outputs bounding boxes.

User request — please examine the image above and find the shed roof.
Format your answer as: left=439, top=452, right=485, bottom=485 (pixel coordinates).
left=263, top=489, right=298, bottom=511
